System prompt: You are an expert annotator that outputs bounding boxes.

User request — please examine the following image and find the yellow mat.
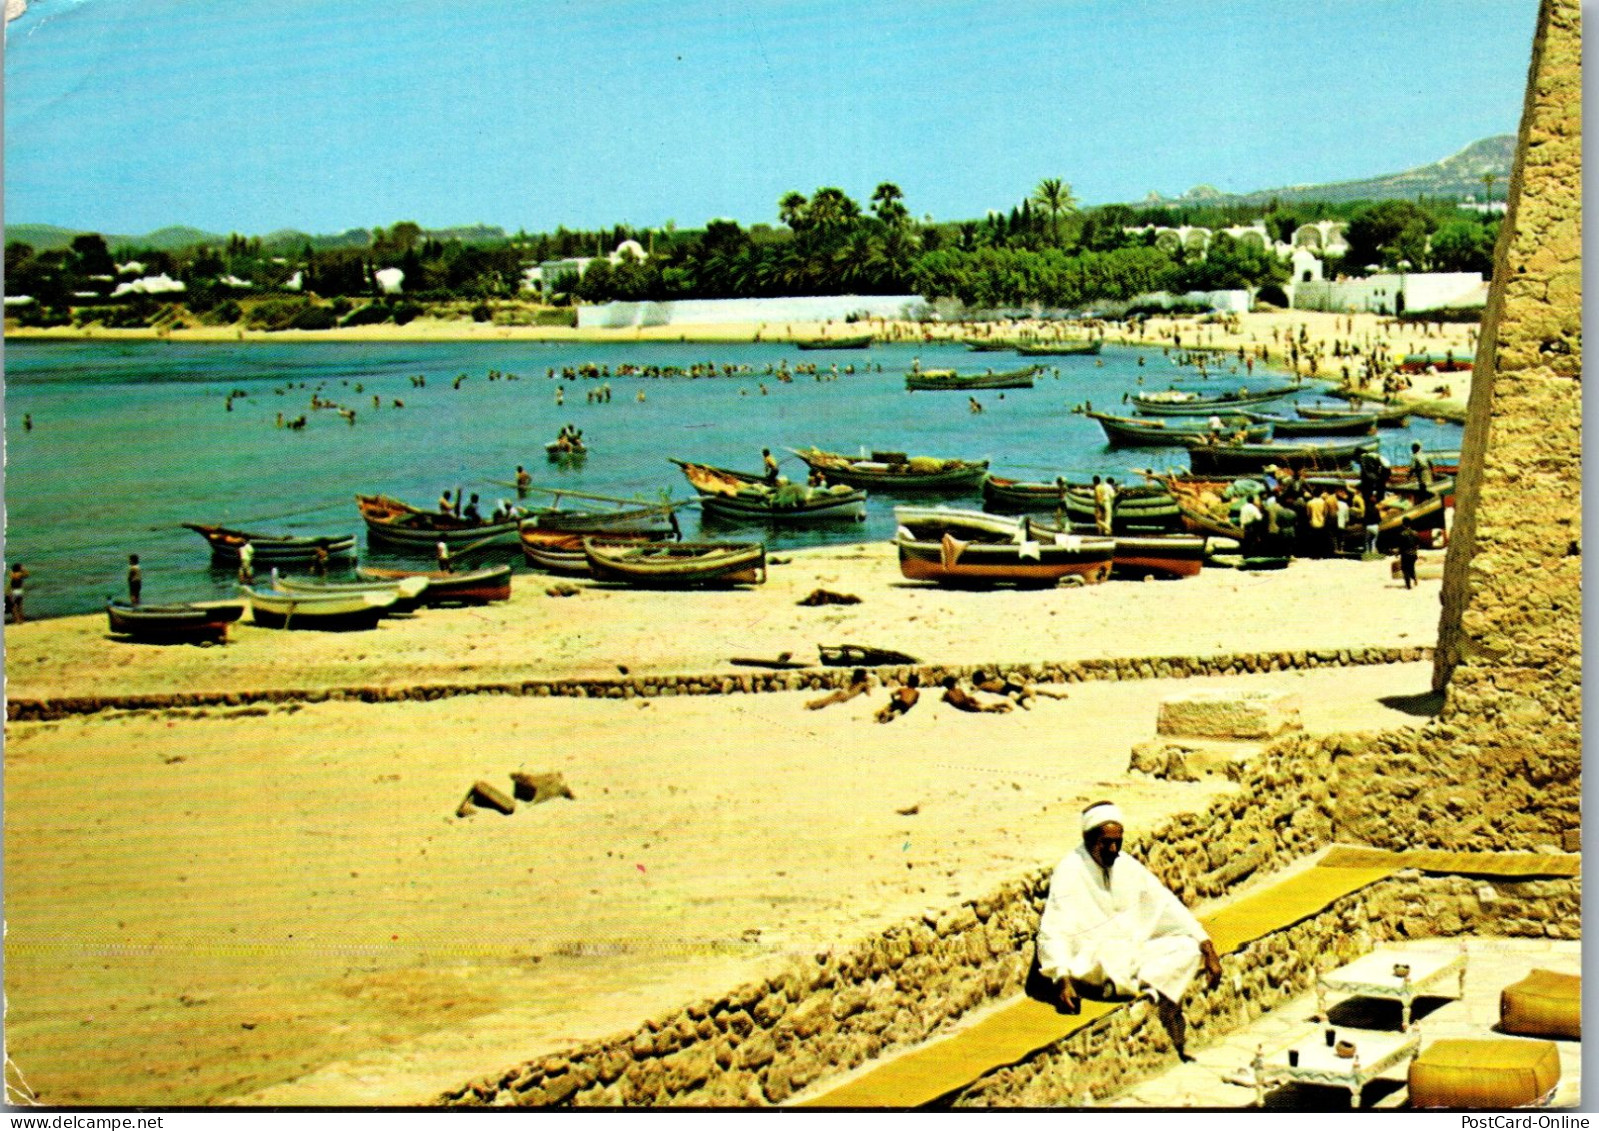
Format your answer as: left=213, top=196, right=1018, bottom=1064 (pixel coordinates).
left=1320, top=846, right=1581, bottom=878
left=802, top=862, right=1395, bottom=1108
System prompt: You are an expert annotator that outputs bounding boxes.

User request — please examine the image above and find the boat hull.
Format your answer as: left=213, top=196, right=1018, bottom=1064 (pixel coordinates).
left=896, top=535, right=1113, bottom=587
left=796, top=335, right=873, bottom=350
left=905, top=366, right=1038, bottom=391
left=106, top=599, right=245, bottom=642
left=1014, top=340, right=1102, bottom=356
left=243, top=587, right=395, bottom=630
left=792, top=448, right=989, bottom=492
left=356, top=495, right=525, bottom=550
left=356, top=565, right=512, bottom=604
left=184, top=524, right=357, bottom=564
left=583, top=540, right=766, bottom=587
left=1130, top=385, right=1298, bottom=415
left=1186, top=438, right=1378, bottom=474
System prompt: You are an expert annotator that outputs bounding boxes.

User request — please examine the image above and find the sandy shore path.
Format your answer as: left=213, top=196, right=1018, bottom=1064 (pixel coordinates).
left=5, top=544, right=1440, bottom=705
left=2, top=545, right=1449, bottom=1106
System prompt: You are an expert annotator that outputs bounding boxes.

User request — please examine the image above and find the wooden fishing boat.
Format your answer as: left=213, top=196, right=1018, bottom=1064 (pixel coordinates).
left=795, top=333, right=873, bottom=350
left=1397, top=351, right=1472, bottom=374
left=893, top=507, right=1114, bottom=587
left=790, top=447, right=989, bottom=492
left=355, top=495, right=526, bottom=551
left=905, top=365, right=1039, bottom=392
left=1029, top=517, right=1206, bottom=579
left=583, top=538, right=766, bottom=587
left=1129, top=384, right=1299, bottom=416
left=670, top=460, right=868, bottom=522
left=106, top=599, right=245, bottom=643
left=1245, top=412, right=1378, bottom=437
left=241, top=586, right=396, bottom=630
left=979, top=475, right=1181, bottom=530
left=183, top=523, right=357, bottom=564
left=355, top=564, right=513, bottom=605
left=519, top=528, right=668, bottom=575
left=1186, top=437, right=1379, bottom=475
left=1083, top=409, right=1268, bottom=447
left=818, top=643, right=920, bottom=667
left=272, top=574, right=430, bottom=613
left=1014, top=339, right=1102, bottom=356
left=1296, top=402, right=1412, bottom=427
left=962, top=338, right=1020, bottom=352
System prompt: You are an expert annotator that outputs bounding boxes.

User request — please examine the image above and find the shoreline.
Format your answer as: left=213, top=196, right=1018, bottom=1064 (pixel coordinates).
left=5, top=308, right=1476, bottom=419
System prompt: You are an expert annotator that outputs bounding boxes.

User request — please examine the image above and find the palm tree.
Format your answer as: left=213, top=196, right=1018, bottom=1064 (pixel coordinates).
left=778, top=191, right=808, bottom=232
left=1480, top=171, right=1499, bottom=207
left=871, top=182, right=909, bottom=229
left=1033, top=178, right=1079, bottom=247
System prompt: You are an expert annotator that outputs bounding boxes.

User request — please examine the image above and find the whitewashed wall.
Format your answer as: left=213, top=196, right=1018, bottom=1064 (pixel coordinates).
left=1292, top=272, right=1486, bottom=314
left=577, top=294, right=930, bottom=328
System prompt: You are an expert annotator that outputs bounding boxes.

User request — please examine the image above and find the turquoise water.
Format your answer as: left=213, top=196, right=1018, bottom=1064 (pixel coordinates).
left=2, top=339, right=1464, bottom=619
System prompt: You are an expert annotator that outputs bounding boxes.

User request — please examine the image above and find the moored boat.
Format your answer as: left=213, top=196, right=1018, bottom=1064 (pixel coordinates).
left=1296, top=402, right=1412, bottom=427
left=1186, top=436, right=1379, bottom=475
left=106, top=599, right=246, bottom=643
left=356, top=494, right=526, bottom=551
left=1245, top=411, right=1378, bottom=437
left=979, top=475, right=1180, bottom=531
left=241, top=586, right=396, bottom=630
left=355, top=564, right=513, bottom=604
left=905, top=365, right=1039, bottom=391
left=1129, top=384, right=1299, bottom=416
left=1014, top=339, right=1102, bottom=356
left=670, top=460, right=868, bottom=522
left=1082, top=409, right=1268, bottom=447
left=790, top=447, right=989, bottom=492
left=183, top=523, right=357, bottom=564
left=1029, top=517, right=1206, bottom=579
left=583, top=538, right=767, bottom=587
left=272, top=574, right=430, bottom=613
left=795, top=334, right=873, bottom=350
left=893, top=507, right=1114, bottom=587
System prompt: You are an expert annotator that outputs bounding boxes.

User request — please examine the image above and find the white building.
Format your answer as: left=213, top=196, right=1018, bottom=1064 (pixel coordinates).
left=1292, top=271, right=1486, bottom=315
left=523, top=241, right=650, bottom=296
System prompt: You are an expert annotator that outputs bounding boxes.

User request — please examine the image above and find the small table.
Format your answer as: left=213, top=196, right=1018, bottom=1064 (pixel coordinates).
left=1316, top=945, right=1468, bottom=1031
left=1233, top=1027, right=1423, bottom=1108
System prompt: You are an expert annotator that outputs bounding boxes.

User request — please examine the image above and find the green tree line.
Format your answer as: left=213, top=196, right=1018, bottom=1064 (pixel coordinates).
left=5, top=184, right=1499, bottom=328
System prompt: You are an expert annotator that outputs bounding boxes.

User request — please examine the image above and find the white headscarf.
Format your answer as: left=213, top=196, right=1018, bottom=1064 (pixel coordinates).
left=1081, top=802, right=1125, bottom=834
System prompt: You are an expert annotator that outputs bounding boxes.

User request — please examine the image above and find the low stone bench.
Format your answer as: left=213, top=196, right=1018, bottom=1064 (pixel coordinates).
left=1156, top=688, right=1302, bottom=740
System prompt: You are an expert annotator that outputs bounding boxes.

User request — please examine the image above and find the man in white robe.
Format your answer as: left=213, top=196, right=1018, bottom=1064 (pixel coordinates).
left=1035, top=801, right=1222, bottom=1014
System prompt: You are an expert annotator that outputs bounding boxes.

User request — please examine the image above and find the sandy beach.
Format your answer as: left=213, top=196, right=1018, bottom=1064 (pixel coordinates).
left=4, top=542, right=1448, bottom=1106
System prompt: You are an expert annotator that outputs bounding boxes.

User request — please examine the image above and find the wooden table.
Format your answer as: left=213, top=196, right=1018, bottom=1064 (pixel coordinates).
left=1234, top=1026, right=1423, bottom=1108
left=1316, top=945, right=1468, bottom=1031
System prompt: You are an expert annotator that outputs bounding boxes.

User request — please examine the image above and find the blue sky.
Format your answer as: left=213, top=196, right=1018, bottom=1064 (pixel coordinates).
left=4, top=0, right=1539, bottom=237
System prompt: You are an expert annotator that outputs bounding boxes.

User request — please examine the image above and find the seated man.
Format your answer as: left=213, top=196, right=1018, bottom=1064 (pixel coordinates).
left=1036, top=802, right=1222, bottom=1017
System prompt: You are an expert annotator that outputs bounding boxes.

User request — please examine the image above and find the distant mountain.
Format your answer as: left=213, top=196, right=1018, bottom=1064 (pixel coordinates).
left=1142, top=136, right=1517, bottom=207
left=5, top=222, right=510, bottom=255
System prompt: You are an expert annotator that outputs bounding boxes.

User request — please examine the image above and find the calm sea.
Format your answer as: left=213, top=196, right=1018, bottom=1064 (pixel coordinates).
left=2, top=338, right=1464, bottom=619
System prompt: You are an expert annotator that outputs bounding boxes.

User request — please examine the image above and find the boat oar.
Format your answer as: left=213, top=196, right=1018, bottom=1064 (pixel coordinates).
left=152, top=498, right=347, bottom=532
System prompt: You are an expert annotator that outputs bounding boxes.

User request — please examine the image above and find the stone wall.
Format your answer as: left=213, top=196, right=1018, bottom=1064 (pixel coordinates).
left=4, top=643, right=1429, bottom=722
left=438, top=725, right=1574, bottom=1108
left=948, top=872, right=1580, bottom=1107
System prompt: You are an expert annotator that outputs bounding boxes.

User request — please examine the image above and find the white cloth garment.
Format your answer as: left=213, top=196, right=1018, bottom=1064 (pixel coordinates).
left=1036, top=844, right=1207, bottom=1002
